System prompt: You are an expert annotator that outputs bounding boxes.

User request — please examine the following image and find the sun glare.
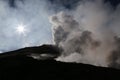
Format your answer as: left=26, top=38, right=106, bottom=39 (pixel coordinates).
left=16, top=24, right=26, bottom=35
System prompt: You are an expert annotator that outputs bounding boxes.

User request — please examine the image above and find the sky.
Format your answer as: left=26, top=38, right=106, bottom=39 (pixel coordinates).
left=0, top=0, right=118, bottom=52
left=0, top=0, right=84, bottom=52
left=0, top=0, right=53, bottom=52
left=1, top=0, right=120, bottom=68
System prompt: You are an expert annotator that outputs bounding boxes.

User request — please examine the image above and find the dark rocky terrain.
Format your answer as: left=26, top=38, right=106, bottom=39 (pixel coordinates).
left=0, top=45, right=120, bottom=80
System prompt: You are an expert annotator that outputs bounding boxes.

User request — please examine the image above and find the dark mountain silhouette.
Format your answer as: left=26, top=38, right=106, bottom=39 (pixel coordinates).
left=0, top=44, right=120, bottom=80
left=0, top=44, right=61, bottom=59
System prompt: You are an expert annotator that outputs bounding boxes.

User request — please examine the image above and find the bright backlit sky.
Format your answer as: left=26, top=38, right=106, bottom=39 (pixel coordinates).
left=0, top=0, right=53, bottom=52
left=0, top=0, right=119, bottom=53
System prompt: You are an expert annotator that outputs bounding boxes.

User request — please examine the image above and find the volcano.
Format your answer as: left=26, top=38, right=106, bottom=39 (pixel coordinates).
left=0, top=45, right=120, bottom=80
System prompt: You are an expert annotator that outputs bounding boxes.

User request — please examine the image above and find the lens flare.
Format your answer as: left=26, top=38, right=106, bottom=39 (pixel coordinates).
left=16, top=24, right=27, bottom=35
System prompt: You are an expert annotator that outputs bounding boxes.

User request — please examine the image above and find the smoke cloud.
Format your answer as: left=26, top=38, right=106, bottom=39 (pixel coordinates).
left=1, top=0, right=120, bottom=69
left=50, top=0, right=120, bottom=68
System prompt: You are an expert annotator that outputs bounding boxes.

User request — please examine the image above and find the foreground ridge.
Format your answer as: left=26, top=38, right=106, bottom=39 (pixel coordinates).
left=0, top=45, right=120, bottom=80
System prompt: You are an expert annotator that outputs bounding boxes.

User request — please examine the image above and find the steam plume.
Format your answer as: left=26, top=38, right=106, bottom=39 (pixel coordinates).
left=50, top=0, right=120, bottom=68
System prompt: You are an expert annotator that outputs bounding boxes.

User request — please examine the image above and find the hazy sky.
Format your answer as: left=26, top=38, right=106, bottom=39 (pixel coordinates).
left=0, top=0, right=120, bottom=53
left=0, top=0, right=52, bottom=52
left=0, top=0, right=83, bottom=52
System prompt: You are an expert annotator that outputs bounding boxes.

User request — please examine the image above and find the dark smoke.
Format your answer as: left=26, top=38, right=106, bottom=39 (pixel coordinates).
left=108, top=37, right=120, bottom=69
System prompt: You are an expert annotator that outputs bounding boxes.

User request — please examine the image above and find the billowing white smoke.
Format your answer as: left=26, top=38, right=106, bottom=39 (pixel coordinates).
left=50, top=0, right=120, bottom=68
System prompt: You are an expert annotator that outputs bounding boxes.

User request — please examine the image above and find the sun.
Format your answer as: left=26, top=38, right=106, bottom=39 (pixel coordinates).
left=16, top=24, right=26, bottom=35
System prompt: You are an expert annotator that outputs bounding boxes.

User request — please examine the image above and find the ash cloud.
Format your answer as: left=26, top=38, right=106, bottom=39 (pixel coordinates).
left=50, top=0, right=120, bottom=68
